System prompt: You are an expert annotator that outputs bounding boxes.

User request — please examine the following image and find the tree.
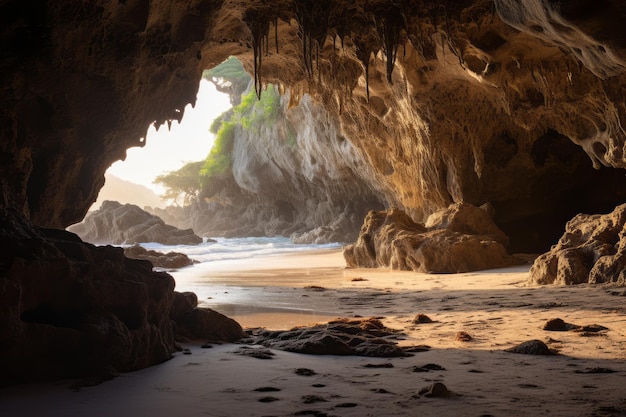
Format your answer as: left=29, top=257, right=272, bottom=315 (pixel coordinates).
left=153, top=161, right=204, bottom=206
left=203, top=56, right=251, bottom=105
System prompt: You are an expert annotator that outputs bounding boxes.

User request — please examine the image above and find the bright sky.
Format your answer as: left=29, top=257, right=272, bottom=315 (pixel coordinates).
left=107, top=79, right=231, bottom=192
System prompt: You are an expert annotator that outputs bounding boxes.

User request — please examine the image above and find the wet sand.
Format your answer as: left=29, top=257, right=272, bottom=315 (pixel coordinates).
left=2, top=248, right=626, bottom=416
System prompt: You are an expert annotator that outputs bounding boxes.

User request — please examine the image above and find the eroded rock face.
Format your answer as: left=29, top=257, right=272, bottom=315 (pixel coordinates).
left=150, top=92, right=384, bottom=244
left=529, top=203, right=626, bottom=285
left=344, top=203, right=518, bottom=273
left=3, top=1, right=626, bottom=254
left=68, top=200, right=202, bottom=245
left=0, top=208, right=177, bottom=384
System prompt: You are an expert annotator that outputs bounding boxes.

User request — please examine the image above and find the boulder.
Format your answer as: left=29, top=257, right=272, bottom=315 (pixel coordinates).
left=123, top=244, right=195, bottom=269
left=0, top=209, right=244, bottom=385
left=529, top=203, right=626, bottom=285
left=68, top=200, right=202, bottom=246
left=344, top=205, right=517, bottom=273
left=170, top=291, right=245, bottom=343
left=0, top=208, right=177, bottom=384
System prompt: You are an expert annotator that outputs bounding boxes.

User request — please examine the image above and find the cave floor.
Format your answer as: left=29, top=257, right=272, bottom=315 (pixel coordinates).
left=2, top=249, right=625, bottom=417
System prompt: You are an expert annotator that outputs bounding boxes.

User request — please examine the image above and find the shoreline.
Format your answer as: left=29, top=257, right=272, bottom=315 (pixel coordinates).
left=2, top=248, right=625, bottom=416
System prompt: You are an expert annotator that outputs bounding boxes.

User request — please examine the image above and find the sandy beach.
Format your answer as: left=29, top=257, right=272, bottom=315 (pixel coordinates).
left=2, top=248, right=625, bottom=417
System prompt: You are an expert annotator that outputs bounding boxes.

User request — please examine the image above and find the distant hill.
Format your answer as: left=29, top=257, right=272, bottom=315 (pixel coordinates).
left=91, top=173, right=166, bottom=210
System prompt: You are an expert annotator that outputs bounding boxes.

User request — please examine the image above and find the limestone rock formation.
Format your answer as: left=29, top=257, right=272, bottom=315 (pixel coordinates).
left=0, top=208, right=177, bottom=384
left=529, top=203, right=626, bottom=285
left=123, top=244, right=196, bottom=269
left=3, top=1, right=626, bottom=253
left=69, top=200, right=202, bottom=246
left=344, top=204, right=518, bottom=273
left=151, top=92, right=384, bottom=244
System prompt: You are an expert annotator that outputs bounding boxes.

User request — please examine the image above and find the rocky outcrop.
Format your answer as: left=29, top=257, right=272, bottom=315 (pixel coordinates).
left=529, top=203, right=626, bottom=285
left=344, top=203, right=519, bottom=273
left=69, top=200, right=202, bottom=245
left=0, top=208, right=177, bottom=384
left=123, top=244, right=196, bottom=269
left=0, top=208, right=243, bottom=384
left=246, top=317, right=409, bottom=357
left=170, top=291, right=245, bottom=342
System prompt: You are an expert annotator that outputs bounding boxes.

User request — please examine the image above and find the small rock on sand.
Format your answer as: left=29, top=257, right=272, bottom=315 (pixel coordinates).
left=505, top=339, right=555, bottom=355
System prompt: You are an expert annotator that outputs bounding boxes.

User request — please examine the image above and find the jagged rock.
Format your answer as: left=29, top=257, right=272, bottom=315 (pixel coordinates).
left=529, top=203, right=626, bottom=285
left=0, top=208, right=177, bottom=385
left=425, top=202, right=509, bottom=247
left=69, top=201, right=202, bottom=246
left=246, top=317, right=409, bottom=357
left=124, top=244, right=195, bottom=269
left=344, top=206, right=518, bottom=273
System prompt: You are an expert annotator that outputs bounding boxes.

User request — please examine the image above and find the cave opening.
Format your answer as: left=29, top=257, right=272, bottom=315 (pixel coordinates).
left=98, top=73, right=232, bottom=211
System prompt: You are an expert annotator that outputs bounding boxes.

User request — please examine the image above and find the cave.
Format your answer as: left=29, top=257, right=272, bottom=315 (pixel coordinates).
left=3, top=0, right=626, bottom=399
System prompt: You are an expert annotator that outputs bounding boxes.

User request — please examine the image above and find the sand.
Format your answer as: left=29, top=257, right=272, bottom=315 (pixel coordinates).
left=2, top=248, right=626, bottom=416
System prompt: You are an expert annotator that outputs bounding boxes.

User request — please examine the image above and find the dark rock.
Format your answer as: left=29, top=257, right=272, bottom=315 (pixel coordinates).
left=412, top=363, right=446, bottom=372
left=172, top=307, right=245, bottom=343
left=68, top=201, right=202, bottom=246
left=413, top=313, right=434, bottom=324
left=543, top=318, right=579, bottom=331
left=124, top=244, right=195, bottom=269
left=0, top=209, right=177, bottom=385
left=295, top=368, right=317, bottom=376
left=575, top=324, right=609, bottom=333
left=418, top=382, right=450, bottom=398
left=505, top=340, right=556, bottom=355
left=363, top=363, right=394, bottom=368
left=248, top=317, right=409, bottom=357
left=258, top=396, right=280, bottom=403
left=302, top=395, right=327, bottom=404
left=456, top=331, right=473, bottom=342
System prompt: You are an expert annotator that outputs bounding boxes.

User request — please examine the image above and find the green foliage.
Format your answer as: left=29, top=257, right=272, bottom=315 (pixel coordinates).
left=200, top=121, right=235, bottom=181
left=153, top=161, right=204, bottom=205
left=233, top=86, right=282, bottom=131
left=203, top=57, right=251, bottom=104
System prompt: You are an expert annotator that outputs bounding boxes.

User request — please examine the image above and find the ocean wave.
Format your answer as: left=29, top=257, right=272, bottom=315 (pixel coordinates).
left=138, top=236, right=341, bottom=264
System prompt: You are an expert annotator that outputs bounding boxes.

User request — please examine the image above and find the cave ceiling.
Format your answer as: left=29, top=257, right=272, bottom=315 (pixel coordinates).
left=2, top=0, right=626, bottom=250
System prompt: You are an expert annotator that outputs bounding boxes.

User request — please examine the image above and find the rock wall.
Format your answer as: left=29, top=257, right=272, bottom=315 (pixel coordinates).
left=154, top=91, right=384, bottom=243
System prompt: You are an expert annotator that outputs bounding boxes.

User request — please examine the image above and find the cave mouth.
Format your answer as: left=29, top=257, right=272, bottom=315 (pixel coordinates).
left=493, top=129, right=626, bottom=254
left=96, top=70, right=233, bottom=211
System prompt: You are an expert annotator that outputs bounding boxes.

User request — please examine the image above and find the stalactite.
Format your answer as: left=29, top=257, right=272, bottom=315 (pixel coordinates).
left=293, top=0, right=330, bottom=79
left=372, top=3, right=406, bottom=84
left=243, top=6, right=272, bottom=100
left=354, top=38, right=373, bottom=102
left=350, top=8, right=379, bottom=103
